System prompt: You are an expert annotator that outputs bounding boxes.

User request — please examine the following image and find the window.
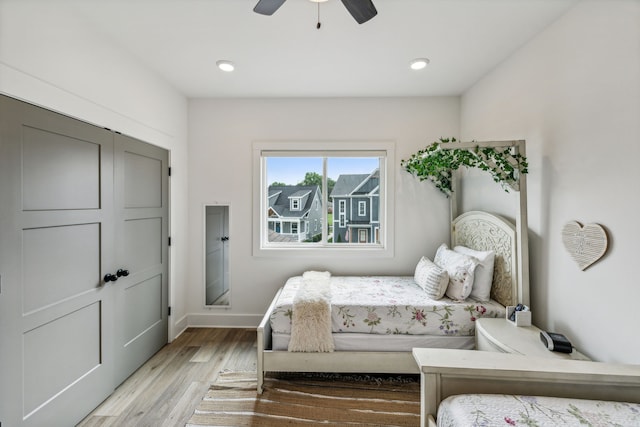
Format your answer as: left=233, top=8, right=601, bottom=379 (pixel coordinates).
left=358, top=201, right=366, bottom=216
left=252, top=141, right=395, bottom=257
left=338, top=200, right=346, bottom=228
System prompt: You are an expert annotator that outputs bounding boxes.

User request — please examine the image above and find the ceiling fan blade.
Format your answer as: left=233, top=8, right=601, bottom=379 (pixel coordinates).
left=254, top=0, right=287, bottom=16
left=340, top=0, right=377, bottom=24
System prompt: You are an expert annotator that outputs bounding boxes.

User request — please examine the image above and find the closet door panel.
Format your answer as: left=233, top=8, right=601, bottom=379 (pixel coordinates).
left=123, top=217, right=163, bottom=272
left=22, top=223, right=101, bottom=313
left=122, top=275, right=163, bottom=344
left=22, top=124, right=101, bottom=211
left=124, top=151, right=163, bottom=208
left=23, top=302, right=102, bottom=417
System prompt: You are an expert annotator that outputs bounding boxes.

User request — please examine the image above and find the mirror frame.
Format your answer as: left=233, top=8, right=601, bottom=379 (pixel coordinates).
left=203, top=203, right=231, bottom=308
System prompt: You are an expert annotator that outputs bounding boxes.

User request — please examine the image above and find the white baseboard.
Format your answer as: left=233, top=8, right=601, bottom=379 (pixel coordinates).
left=169, top=314, right=189, bottom=341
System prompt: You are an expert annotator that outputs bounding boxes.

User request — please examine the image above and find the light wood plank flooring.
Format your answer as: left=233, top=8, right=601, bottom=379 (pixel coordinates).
left=77, top=328, right=257, bottom=427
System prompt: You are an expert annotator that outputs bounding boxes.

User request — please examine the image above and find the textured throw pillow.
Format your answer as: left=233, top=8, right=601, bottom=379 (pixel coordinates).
left=414, top=256, right=449, bottom=300
left=434, top=244, right=478, bottom=301
left=454, top=246, right=495, bottom=302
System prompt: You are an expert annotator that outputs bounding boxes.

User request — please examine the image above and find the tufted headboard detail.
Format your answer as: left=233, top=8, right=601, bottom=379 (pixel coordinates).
left=452, top=211, right=519, bottom=307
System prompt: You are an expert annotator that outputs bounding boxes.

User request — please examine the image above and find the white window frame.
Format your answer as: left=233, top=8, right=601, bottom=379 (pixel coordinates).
left=252, top=141, right=395, bottom=258
left=358, top=201, right=366, bottom=216
left=338, top=200, right=346, bottom=228
left=290, top=198, right=300, bottom=211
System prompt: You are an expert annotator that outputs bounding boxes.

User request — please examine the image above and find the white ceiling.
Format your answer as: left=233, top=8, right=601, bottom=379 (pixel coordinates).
left=64, top=0, right=579, bottom=98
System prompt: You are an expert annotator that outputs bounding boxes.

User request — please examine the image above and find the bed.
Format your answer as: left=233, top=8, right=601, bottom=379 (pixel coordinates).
left=413, top=348, right=640, bottom=427
left=257, top=210, right=529, bottom=393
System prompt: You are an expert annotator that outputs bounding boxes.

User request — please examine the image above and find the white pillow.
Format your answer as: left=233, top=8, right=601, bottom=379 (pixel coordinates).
left=454, top=246, right=495, bottom=302
left=434, top=244, right=478, bottom=301
left=414, top=256, right=449, bottom=300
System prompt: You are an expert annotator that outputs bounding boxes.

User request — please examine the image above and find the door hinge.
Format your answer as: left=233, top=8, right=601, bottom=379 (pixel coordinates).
left=168, top=167, right=172, bottom=177
left=168, top=237, right=172, bottom=246
left=168, top=306, right=171, bottom=316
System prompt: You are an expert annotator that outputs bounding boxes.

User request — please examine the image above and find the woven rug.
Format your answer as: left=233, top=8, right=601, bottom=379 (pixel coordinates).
left=186, top=370, right=421, bottom=426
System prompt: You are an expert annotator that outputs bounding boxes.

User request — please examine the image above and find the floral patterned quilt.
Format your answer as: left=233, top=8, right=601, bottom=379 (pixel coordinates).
left=437, top=394, right=640, bottom=427
left=269, top=276, right=505, bottom=336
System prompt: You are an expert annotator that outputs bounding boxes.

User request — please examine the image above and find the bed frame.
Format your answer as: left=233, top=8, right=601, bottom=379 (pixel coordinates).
left=413, top=348, right=640, bottom=427
left=257, top=210, right=525, bottom=393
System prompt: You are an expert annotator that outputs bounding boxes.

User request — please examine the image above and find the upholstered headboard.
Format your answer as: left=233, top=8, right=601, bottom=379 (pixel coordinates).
left=452, top=211, right=519, bottom=307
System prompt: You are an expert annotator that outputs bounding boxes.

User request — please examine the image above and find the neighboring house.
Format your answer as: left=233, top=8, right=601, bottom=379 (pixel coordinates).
left=330, top=169, right=380, bottom=244
left=267, top=185, right=323, bottom=242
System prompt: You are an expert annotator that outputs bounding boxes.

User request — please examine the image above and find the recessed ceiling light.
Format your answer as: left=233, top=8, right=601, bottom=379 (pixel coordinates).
left=216, top=60, right=235, bottom=72
left=410, top=58, right=430, bottom=70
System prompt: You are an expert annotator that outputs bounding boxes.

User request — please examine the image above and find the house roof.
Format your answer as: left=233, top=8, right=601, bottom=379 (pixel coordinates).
left=268, top=185, right=320, bottom=219
left=330, top=170, right=379, bottom=198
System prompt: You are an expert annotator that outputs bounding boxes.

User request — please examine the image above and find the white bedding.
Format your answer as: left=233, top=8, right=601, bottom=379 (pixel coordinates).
left=270, top=276, right=505, bottom=337
left=438, top=394, right=640, bottom=426
left=272, top=332, right=475, bottom=351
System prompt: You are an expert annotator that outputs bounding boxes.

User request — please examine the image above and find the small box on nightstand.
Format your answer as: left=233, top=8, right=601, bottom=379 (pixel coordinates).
left=506, top=305, right=532, bottom=327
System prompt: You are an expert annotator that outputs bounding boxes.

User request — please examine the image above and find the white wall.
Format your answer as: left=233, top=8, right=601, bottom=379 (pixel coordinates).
left=187, top=97, right=459, bottom=326
left=460, top=0, right=640, bottom=363
left=0, top=1, right=190, bottom=339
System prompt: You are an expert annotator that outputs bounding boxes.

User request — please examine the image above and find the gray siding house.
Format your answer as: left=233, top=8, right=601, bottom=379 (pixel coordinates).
left=267, top=185, right=323, bottom=242
left=330, top=169, right=380, bottom=244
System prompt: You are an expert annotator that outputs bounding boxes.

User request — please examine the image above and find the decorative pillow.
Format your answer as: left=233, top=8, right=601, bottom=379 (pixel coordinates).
left=414, top=256, right=449, bottom=300
left=434, top=244, right=478, bottom=301
left=454, top=246, right=495, bottom=302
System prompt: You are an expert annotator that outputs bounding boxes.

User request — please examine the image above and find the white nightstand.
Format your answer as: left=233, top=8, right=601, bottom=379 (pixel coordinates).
left=475, top=318, right=589, bottom=360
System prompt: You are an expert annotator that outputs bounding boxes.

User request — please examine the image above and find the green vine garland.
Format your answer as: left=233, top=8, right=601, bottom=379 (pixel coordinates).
left=401, top=138, right=528, bottom=197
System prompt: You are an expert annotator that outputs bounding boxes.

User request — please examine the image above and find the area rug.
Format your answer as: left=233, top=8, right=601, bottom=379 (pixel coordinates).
left=186, top=370, right=421, bottom=426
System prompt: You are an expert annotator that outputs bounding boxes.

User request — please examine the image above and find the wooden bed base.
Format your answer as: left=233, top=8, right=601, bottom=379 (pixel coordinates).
left=413, top=348, right=640, bottom=427
left=256, top=287, right=419, bottom=393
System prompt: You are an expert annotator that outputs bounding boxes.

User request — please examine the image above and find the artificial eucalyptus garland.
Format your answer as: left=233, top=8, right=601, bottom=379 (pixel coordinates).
left=401, top=137, right=528, bottom=197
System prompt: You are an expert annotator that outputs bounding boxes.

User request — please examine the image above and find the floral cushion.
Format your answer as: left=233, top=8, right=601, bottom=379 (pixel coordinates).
left=454, top=246, right=495, bottom=302
left=434, top=244, right=479, bottom=301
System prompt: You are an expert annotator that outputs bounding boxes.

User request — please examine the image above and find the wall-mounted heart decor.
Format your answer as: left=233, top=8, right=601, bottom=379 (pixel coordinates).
left=561, top=221, right=608, bottom=271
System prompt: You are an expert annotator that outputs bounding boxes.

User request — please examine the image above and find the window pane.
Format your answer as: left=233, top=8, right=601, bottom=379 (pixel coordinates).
left=266, top=157, right=323, bottom=243
left=327, top=157, right=380, bottom=245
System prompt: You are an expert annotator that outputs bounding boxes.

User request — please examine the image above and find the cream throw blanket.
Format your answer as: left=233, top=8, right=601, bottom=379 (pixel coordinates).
left=288, top=271, right=335, bottom=352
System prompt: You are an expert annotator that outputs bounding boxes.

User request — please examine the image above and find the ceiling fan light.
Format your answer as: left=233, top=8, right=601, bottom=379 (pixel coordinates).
left=410, top=58, right=430, bottom=70
left=216, top=60, right=235, bottom=72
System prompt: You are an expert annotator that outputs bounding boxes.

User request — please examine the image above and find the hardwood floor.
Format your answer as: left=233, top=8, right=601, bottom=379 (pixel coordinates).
left=77, top=328, right=257, bottom=427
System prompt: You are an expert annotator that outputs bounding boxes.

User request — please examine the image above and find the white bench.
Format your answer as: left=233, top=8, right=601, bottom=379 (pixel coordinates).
left=412, top=348, right=640, bottom=427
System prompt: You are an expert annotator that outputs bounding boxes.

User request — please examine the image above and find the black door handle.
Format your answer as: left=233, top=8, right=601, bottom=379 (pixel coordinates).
left=221, top=236, right=229, bottom=241
left=117, top=269, right=130, bottom=277
left=104, top=273, right=118, bottom=283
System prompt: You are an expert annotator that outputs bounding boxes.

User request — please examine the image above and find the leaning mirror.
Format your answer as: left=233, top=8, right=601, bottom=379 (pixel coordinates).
left=204, top=204, right=230, bottom=306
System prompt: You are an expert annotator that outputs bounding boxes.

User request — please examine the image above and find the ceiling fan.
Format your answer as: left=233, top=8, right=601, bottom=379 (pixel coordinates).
left=254, top=0, right=377, bottom=25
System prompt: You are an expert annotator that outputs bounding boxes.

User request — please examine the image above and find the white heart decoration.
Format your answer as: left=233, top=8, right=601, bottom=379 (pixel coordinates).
left=561, top=221, right=608, bottom=271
